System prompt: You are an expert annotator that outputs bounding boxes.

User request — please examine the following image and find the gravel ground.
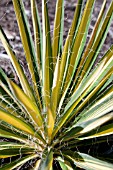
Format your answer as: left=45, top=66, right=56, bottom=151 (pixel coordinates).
left=0, top=0, right=113, bottom=81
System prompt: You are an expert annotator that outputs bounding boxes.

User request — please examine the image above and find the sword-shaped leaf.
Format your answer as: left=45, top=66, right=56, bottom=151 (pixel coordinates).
left=52, top=0, right=64, bottom=66
left=60, top=113, right=113, bottom=141
left=40, top=150, right=53, bottom=170
left=74, top=1, right=113, bottom=90
left=12, top=0, right=41, bottom=109
left=62, top=0, right=95, bottom=91
left=9, top=80, right=43, bottom=128
left=73, top=0, right=107, bottom=88
left=0, top=27, right=36, bottom=103
left=31, top=0, right=42, bottom=73
left=63, top=152, right=113, bottom=170
left=0, top=148, right=35, bottom=158
left=53, top=0, right=84, bottom=108
left=52, top=53, right=113, bottom=138
left=79, top=123, right=113, bottom=140
left=0, top=154, right=38, bottom=170
left=42, top=0, right=53, bottom=107
left=0, top=127, right=28, bottom=144
left=0, top=108, right=35, bottom=135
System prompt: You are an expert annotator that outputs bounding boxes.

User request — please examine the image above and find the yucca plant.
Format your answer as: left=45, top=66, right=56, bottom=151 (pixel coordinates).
left=0, top=0, right=113, bottom=169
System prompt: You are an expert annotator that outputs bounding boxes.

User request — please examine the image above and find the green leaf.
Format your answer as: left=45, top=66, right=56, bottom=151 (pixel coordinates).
left=56, top=155, right=76, bottom=170
left=63, top=151, right=113, bottom=170
left=51, top=55, right=61, bottom=119
left=0, top=124, right=33, bottom=145
left=12, top=0, right=42, bottom=109
left=0, top=0, right=113, bottom=169
left=0, top=148, right=34, bottom=158
left=58, top=55, right=113, bottom=130
left=53, top=0, right=84, bottom=108
left=0, top=68, right=29, bottom=116
left=74, top=152, right=113, bottom=170
left=0, top=100, right=23, bottom=119
left=42, top=0, right=53, bottom=107
left=56, top=157, right=69, bottom=170
left=63, top=0, right=95, bottom=91
left=74, top=0, right=106, bottom=87
left=0, top=154, right=38, bottom=170
left=74, top=1, right=113, bottom=89
left=76, top=86, right=113, bottom=124
left=34, top=159, right=41, bottom=170
left=56, top=0, right=96, bottom=115
left=61, top=113, right=113, bottom=141
left=52, top=0, right=64, bottom=66
left=31, top=0, right=42, bottom=72
left=9, top=80, right=43, bottom=129
left=64, top=38, right=113, bottom=115
left=46, top=108, right=55, bottom=143
left=0, top=27, right=36, bottom=103
left=58, top=161, right=69, bottom=170
left=79, top=123, right=113, bottom=140
left=0, top=96, right=29, bottom=123
left=67, top=69, right=113, bottom=125
left=0, top=108, right=35, bottom=136
left=0, top=142, right=28, bottom=149
left=40, top=150, right=53, bottom=170
left=58, top=50, right=113, bottom=116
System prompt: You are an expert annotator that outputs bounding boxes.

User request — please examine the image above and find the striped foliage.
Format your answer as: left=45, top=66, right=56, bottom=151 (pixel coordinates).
left=0, top=0, right=113, bottom=169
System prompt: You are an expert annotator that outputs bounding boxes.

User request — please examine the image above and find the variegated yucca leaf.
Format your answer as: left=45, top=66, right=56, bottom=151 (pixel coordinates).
left=0, top=0, right=113, bottom=169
